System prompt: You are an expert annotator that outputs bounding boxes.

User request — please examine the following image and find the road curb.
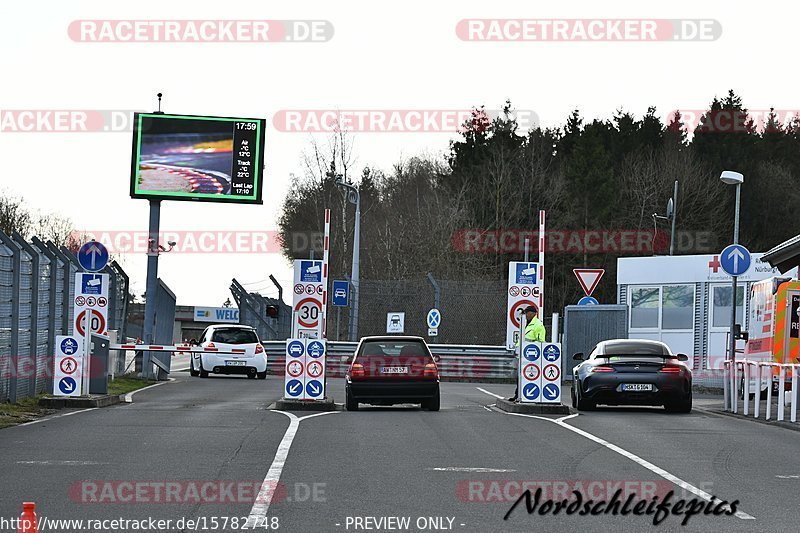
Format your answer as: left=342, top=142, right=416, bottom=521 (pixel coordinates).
left=496, top=398, right=572, bottom=415
left=39, top=394, right=121, bottom=409
left=696, top=405, right=800, bottom=433
left=270, top=399, right=342, bottom=411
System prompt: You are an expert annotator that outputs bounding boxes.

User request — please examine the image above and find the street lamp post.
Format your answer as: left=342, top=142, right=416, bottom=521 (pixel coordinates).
left=334, top=176, right=361, bottom=341
left=720, top=170, right=744, bottom=409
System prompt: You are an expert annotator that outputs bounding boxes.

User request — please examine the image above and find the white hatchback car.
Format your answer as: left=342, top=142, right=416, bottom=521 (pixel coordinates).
left=189, top=324, right=268, bottom=379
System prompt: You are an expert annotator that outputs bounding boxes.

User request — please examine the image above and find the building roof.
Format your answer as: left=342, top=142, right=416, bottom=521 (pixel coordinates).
left=762, top=234, right=800, bottom=274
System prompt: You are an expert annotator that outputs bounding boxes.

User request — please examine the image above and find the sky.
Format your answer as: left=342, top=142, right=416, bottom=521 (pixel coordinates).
left=1, top=0, right=797, bottom=307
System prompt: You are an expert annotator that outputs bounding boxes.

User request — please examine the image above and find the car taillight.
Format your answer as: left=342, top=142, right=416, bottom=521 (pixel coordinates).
left=255, top=344, right=264, bottom=354
left=590, top=366, right=614, bottom=373
left=424, top=363, right=438, bottom=378
left=659, top=366, right=682, bottom=373
left=351, top=363, right=365, bottom=377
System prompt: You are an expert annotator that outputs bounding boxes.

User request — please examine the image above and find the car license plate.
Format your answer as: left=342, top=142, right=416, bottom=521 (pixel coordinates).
left=226, top=360, right=246, bottom=366
left=620, top=383, right=654, bottom=392
left=381, top=366, right=408, bottom=374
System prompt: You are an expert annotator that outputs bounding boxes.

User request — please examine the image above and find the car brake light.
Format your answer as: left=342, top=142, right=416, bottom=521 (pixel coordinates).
left=207, top=342, right=215, bottom=348
left=590, top=366, right=614, bottom=373
left=255, top=344, right=264, bottom=354
left=659, top=366, right=682, bottom=373
left=351, top=363, right=365, bottom=377
left=424, top=363, right=438, bottom=378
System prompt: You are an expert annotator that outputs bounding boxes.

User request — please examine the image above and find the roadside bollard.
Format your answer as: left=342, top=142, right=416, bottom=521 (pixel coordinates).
left=18, top=502, right=37, bottom=533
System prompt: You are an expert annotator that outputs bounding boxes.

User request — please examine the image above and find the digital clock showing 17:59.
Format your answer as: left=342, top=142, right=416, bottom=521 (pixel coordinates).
left=130, top=113, right=266, bottom=204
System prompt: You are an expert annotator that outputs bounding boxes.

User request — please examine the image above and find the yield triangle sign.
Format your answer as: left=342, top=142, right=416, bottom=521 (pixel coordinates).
left=573, top=269, right=604, bottom=297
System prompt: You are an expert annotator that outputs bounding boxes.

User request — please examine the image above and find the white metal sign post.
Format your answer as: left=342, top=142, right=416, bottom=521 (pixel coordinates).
left=53, top=335, right=83, bottom=397
left=321, top=209, right=330, bottom=339
left=506, top=262, right=543, bottom=349
left=292, top=260, right=324, bottom=338
left=73, top=272, right=109, bottom=395
left=540, top=342, right=563, bottom=403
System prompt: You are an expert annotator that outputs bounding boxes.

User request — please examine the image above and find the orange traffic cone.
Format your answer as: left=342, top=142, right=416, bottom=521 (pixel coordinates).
left=18, top=502, right=37, bottom=533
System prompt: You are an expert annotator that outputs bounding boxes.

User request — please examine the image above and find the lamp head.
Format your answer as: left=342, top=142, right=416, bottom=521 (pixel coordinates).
left=720, top=170, right=744, bottom=185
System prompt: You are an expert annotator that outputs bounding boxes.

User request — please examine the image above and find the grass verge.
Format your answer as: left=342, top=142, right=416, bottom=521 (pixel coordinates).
left=0, top=396, right=55, bottom=429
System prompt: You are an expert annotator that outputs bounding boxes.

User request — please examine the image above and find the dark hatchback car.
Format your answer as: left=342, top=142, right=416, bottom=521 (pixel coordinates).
left=571, top=339, right=692, bottom=413
left=345, top=336, right=440, bottom=411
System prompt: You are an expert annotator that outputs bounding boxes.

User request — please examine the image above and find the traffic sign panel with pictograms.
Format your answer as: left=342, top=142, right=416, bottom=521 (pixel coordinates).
left=523, top=364, right=540, bottom=381
left=53, top=335, right=83, bottom=397
left=522, top=343, right=540, bottom=362
left=60, top=357, right=78, bottom=375
left=540, top=342, right=562, bottom=403
left=307, top=360, right=323, bottom=378
left=507, top=262, right=544, bottom=350
left=287, top=360, right=304, bottom=377
left=284, top=338, right=326, bottom=401
left=543, top=364, right=560, bottom=381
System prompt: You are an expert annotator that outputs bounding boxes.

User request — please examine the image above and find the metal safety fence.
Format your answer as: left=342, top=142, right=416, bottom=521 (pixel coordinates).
left=261, top=341, right=515, bottom=381
left=724, top=359, right=800, bottom=423
left=0, top=233, right=130, bottom=403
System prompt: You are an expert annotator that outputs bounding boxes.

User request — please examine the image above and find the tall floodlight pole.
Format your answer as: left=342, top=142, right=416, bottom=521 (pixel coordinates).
left=333, top=174, right=361, bottom=341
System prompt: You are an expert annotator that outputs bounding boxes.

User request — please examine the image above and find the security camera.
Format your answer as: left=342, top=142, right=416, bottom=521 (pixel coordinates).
left=168, top=240, right=176, bottom=247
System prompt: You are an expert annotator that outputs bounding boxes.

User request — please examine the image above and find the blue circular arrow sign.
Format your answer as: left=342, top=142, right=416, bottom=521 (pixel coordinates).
left=720, top=244, right=752, bottom=277
left=578, top=296, right=599, bottom=306
left=306, top=379, right=323, bottom=398
left=78, top=241, right=109, bottom=272
left=58, top=377, right=77, bottom=395
left=543, top=383, right=560, bottom=401
left=285, top=379, right=303, bottom=397
left=522, top=383, right=540, bottom=400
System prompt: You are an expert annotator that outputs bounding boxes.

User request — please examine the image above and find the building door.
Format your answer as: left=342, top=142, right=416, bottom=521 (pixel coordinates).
left=707, top=283, right=745, bottom=369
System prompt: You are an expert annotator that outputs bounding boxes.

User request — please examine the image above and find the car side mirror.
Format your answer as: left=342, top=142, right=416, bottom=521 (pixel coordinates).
left=675, top=353, right=689, bottom=362
left=573, top=352, right=584, bottom=361
left=433, top=355, right=441, bottom=363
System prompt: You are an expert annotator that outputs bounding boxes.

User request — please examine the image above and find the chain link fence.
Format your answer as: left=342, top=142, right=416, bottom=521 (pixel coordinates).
left=0, top=233, right=130, bottom=403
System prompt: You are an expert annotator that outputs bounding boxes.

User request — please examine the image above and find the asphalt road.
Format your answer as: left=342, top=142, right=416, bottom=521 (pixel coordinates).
left=1, top=370, right=799, bottom=533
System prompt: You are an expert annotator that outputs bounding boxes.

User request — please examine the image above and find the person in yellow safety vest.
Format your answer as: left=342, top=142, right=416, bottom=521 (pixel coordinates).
left=509, top=305, right=546, bottom=402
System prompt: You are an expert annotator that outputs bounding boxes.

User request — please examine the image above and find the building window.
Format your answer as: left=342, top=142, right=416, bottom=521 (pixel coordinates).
left=662, top=285, right=694, bottom=330
left=712, top=286, right=744, bottom=328
left=630, top=287, right=660, bottom=328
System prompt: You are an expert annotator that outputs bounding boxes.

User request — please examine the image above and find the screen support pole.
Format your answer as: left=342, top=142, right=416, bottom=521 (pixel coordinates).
left=142, top=199, right=161, bottom=380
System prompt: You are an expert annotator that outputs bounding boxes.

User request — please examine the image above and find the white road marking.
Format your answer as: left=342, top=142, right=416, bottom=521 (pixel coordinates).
left=16, top=460, right=107, bottom=465
left=122, top=378, right=174, bottom=402
left=476, top=387, right=504, bottom=399
left=477, top=388, right=755, bottom=520
left=15, top=407, right=99, bottom=427
left=776, top=475, right=800, bottom=479
left=246, top=410, right=338, bottom=527
left=428, top=467, right=516, bottom=473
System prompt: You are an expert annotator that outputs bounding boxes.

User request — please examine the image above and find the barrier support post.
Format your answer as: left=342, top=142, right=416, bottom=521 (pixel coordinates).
left=791, top=367, right=798, bottom=423
left=743, top=362, right=750, bottom=416
left=766, top=364, right=773, bottom=420
left=754, top=363, right=761, bottom=418
left=778, top=366, right=786, bottom=422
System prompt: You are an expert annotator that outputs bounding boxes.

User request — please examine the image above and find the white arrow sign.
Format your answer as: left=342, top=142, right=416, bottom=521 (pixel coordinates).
left=728, top=247, right=744, bottom=272
left=289, top=382, right=301, bottom=394
left=308, top=383, right=320, bottom=395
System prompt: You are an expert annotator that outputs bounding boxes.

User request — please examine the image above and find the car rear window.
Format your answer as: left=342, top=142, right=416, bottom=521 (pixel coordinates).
left=211, top=328, right=258, bottom=344
left=359, top=340, right=430, bottom=358
left=603, top=342, right=668, bottom=356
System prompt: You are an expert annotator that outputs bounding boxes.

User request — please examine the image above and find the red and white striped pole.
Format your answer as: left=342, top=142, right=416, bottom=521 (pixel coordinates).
left=539, top=210, right=545, bottom=316
left=321, top=209, right=331, bottom=339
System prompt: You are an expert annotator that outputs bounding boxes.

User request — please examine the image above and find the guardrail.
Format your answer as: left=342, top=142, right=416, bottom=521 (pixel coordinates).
left=111, top=342, right=516, bottom=382
left=724, top=359, right=800, bottom=423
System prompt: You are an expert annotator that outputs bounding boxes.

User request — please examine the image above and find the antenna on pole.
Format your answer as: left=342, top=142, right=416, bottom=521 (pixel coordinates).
left=154, top=92, right=164, bottom=114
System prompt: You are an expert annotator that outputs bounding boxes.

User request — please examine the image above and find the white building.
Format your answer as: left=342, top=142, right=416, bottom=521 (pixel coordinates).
left=617, top=253, right=797, bottom=371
